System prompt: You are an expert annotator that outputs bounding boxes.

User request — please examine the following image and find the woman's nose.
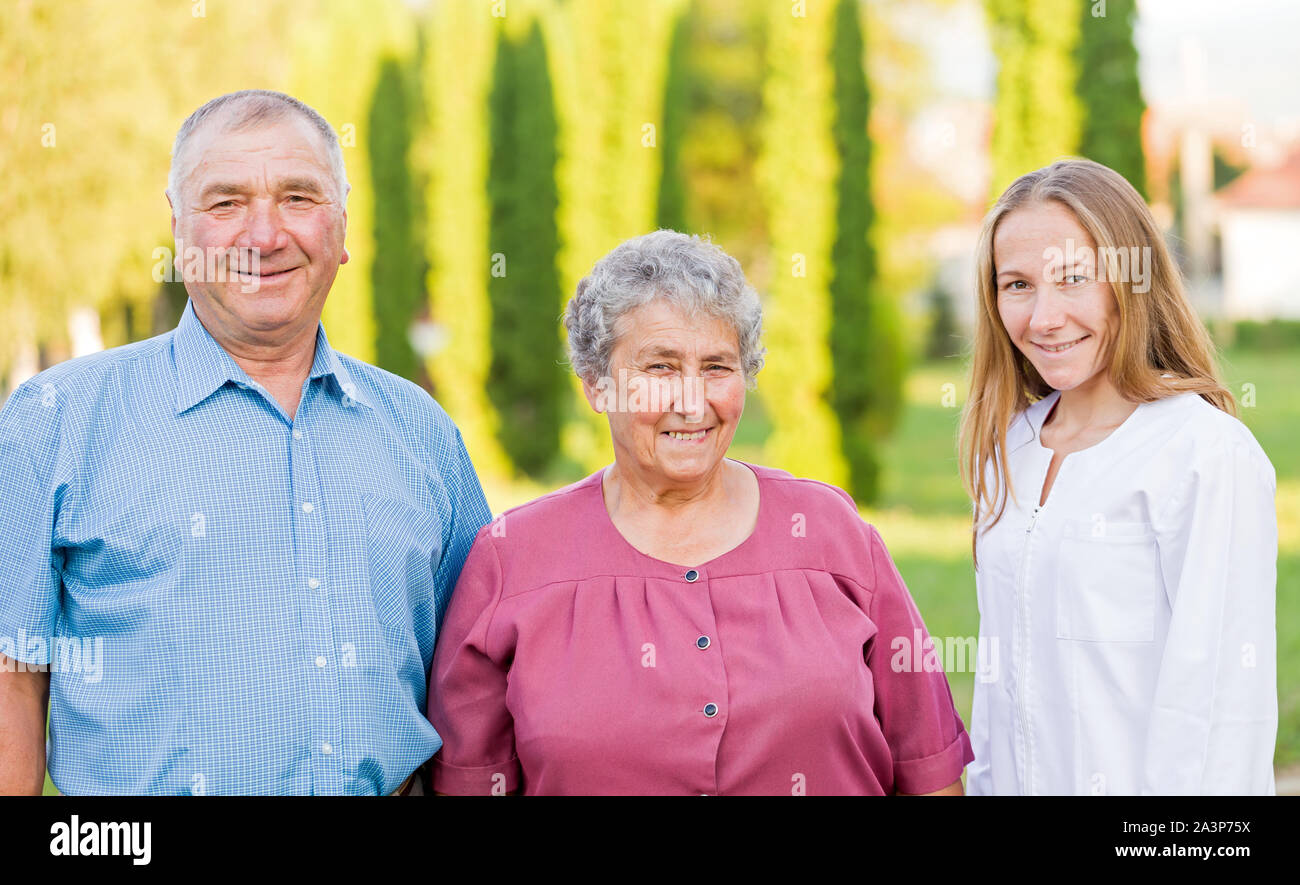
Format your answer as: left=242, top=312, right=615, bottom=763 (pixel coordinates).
left=1028, top=291, right=1066, bottom=334
left=674, top=375, right=707, bottom=423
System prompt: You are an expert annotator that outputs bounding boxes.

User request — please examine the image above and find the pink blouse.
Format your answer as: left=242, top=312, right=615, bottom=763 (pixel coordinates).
left=427, top=462, right=974, bottom=795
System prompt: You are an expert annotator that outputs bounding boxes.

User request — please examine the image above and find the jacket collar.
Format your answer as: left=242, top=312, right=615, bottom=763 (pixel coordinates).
left=1006, top=389, right=1061, bottom=454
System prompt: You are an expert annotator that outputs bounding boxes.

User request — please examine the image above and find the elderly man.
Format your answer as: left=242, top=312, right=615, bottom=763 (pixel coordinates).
left=0, top=90, right=491, bottom=795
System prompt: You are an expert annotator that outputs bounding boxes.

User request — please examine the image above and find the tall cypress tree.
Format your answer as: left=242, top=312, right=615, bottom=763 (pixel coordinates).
left=986, top=0, right=1081, bottom=195
left=656, top=2, right=694, bottom=232
left=828, top=0, right=899, bottom=505
left=368, top=55, right=424, bottom=383
left=486, top=20, right=564, bottom=478
left=757, top=0, right=847, bottom=488
left=1075, top=0, right=1147, bottom=197
left=421, top=2, right=512, bottom=479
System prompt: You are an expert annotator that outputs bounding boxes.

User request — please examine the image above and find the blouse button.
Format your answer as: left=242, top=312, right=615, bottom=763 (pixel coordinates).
left=684, top=569, right=699, bottom=582
left=703, top=702, right=719, bottom=717
left=696, top=636, right=710, bottom=650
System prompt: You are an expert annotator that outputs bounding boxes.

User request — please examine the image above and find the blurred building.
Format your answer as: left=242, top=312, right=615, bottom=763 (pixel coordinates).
left=1216, top=151, right=1300, bottom=319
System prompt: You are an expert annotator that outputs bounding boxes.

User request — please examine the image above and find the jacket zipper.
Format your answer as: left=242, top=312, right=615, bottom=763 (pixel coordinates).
left=1017, top=504, right=1043, bottom=794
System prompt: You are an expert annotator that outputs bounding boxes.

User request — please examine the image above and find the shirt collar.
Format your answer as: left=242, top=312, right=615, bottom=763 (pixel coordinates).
left=172, top=300, right=372, bottom=414
left=1006, top=389, right=1061, bottom=454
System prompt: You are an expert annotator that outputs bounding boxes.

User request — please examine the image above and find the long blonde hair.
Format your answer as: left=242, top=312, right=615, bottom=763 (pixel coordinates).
left=959, top=158, right=1234, bottom=562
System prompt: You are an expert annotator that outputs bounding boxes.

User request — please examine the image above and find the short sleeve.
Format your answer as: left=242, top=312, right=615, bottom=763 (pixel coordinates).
left=864, top=525, right=975, bottom=794
left=431, top=425, right=493, bottom=636
left=427, top=529, right=522, bottom=795
left=0, top=382, right=68, bottom=665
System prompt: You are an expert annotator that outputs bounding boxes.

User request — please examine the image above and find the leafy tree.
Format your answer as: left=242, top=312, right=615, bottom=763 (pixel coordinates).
left=828, top=0, right=902, bottom=504
left=1075, top=0, right=1147, bottom=197
left=656, top=2, right=695, bottom=233
left=757, top=0, right=848, bottom=487
left=368, top=56, right=425, bottom=384
left=986, top=0, right=1081, bottom=195
left=418, top=1, right=511, bottom=478
left=486, top=20, right=565, bottom=478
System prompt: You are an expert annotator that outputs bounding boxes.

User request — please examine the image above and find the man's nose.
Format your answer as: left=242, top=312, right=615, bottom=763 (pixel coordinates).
left=239, top=198, right=287, bottom=252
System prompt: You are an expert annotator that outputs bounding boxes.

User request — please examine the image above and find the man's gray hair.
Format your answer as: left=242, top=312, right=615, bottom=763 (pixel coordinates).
left=564, top=230, right=765, bottom=387
left=167, top=90, right=348, bottom=207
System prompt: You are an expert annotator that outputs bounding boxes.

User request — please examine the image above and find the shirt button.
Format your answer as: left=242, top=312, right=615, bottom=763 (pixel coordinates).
left=301, top=502, right=314, bottom=514
left=321, top=742, right=333, bottom=755
left=293, top=428, right=303, bottom=441
left=703, top=703, right=719, bottom=717
left=307, top=577, right=321, bottom=590
left=684, top=569, right=699, bottom=582
left=315, top=656, right=327, bottom=668
left=696, top=636, right=710, bottom=650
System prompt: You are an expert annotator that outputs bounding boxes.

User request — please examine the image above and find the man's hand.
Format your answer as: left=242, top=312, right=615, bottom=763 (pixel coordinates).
left=0, top=653, right=50, bottom=795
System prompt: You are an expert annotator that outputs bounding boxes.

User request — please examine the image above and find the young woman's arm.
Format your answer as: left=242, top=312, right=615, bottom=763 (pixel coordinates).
left=1143, top=434, right=1278, bottom=794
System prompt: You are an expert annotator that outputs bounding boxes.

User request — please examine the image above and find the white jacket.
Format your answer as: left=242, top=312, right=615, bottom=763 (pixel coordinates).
left=967, top=389, right=1278, bottom=795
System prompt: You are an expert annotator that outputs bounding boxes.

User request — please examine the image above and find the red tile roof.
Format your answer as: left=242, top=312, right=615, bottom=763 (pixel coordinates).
left=1217, top=152, right=1300, bottom=209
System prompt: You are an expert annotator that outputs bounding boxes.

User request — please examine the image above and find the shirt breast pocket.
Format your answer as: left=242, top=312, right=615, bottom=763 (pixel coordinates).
left=361, top=493, right=443, bottom=635
left=1055, top=520, right=1160, bottom=642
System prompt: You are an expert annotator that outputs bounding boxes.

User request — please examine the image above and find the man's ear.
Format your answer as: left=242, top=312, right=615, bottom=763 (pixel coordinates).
left=167, top=192, right=176, bottom=238
left=339, top=189, right=350, bottom=265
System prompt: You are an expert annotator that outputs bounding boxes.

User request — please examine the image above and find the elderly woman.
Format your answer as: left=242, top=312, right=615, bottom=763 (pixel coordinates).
left=427, top=230, right=973, bottom=795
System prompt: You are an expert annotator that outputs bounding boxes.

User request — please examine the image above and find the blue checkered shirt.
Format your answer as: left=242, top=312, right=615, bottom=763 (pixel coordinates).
left=0, top=301, right=492, bottom=795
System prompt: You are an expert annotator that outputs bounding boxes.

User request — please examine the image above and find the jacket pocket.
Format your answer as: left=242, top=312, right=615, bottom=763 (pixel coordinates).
left=1055, top=520, right=1160, bottom=642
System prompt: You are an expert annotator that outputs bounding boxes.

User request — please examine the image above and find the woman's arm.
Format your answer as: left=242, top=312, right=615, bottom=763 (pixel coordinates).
left=426, top=531, right=523, bottom=795
left=1143, top=435, right=1278, bottom=794
left=863, top=525, right=976, bottom=795
left=899, top=777, right=964, bottom=796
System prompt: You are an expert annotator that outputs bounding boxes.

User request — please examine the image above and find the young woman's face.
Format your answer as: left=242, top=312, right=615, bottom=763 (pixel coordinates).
left=993, top=200, right=1119, bottom=394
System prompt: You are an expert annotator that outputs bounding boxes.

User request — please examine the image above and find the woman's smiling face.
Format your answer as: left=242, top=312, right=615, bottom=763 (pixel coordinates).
left=586, top=298, right=746, bottom=487
left=993, top=200, right=1120, bottom=393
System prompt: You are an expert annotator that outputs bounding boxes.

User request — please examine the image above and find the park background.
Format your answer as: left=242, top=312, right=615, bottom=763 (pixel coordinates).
left=3, top=0, right=1298, bottom=790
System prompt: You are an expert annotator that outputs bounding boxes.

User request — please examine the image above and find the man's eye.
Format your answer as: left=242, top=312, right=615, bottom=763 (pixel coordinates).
left=647, top=363, right=672, bottom=371
left=286, top=195, right=312, bottom=203
left=211, top=200, right=237, bottom=210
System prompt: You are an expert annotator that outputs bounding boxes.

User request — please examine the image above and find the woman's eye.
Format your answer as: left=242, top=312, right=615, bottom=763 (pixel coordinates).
left=1063, top=274, right=1088, bottom=285
left=1005, top=280, right=1028, bottom=291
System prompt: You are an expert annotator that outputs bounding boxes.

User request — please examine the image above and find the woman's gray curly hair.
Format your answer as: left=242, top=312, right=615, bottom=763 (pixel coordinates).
left=563, top=229, right=765, bottom=387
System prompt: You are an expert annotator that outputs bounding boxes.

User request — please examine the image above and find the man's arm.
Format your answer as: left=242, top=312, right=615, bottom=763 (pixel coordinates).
left=0, top=654, right=50, bottom=795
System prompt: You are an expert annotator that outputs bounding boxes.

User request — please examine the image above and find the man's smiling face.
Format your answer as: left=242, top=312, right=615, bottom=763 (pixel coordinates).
left=169, top=112, right=348, bottom=348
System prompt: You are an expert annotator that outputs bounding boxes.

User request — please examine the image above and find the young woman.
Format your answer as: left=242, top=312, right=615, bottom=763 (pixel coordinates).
left=960, top=159, right=1278, bottom=795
